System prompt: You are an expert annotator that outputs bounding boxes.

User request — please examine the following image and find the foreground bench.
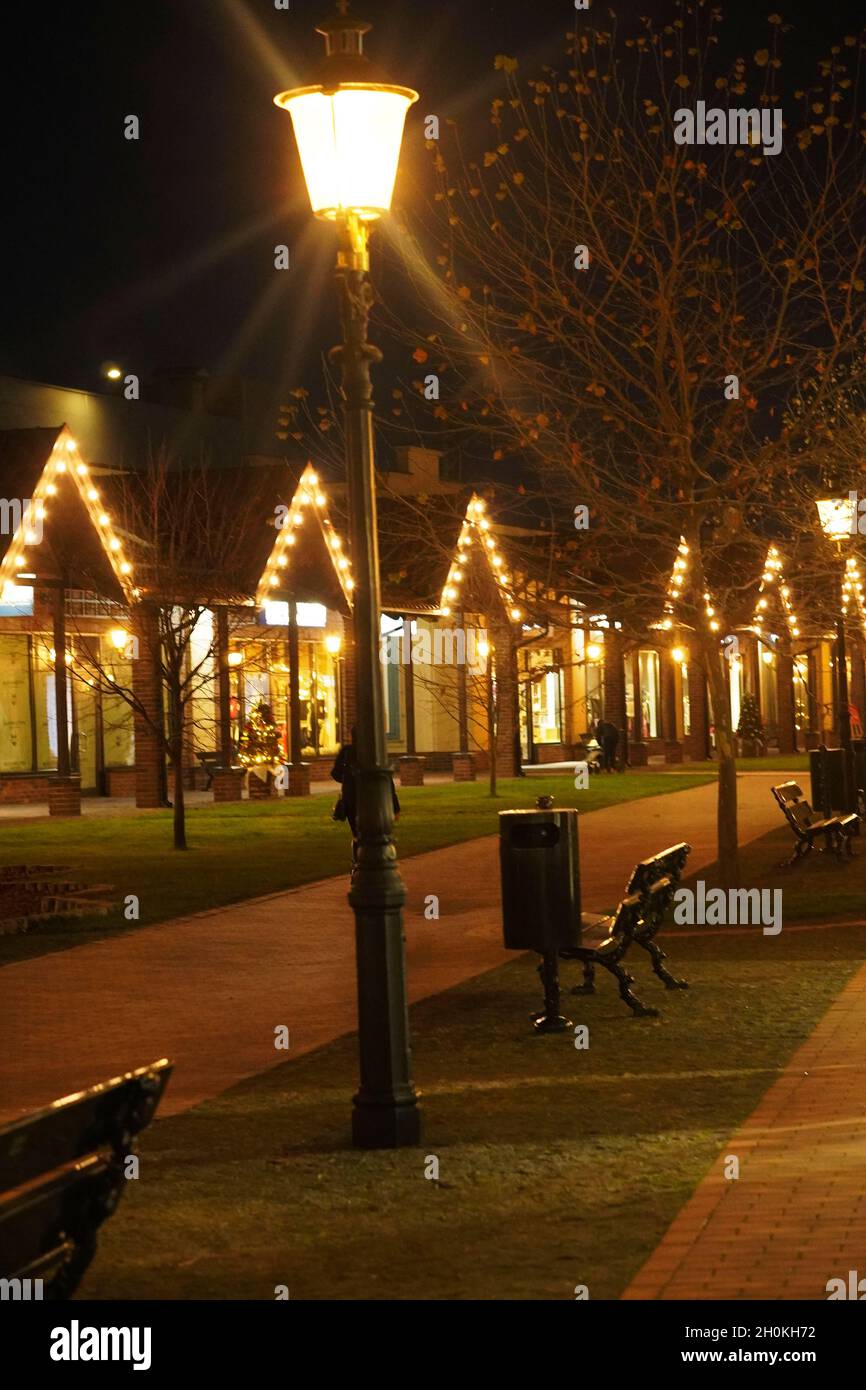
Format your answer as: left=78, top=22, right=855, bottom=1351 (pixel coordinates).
left=628, top=842, right=691, bottom=990
left=771, top=781, right=858, bottom=868
left=558, top=842, right=692, bottom=1017
left=0, top=1059, right=171, bottom=1299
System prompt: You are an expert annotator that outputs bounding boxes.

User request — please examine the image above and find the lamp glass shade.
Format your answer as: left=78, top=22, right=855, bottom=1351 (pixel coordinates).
left=816, top=496, right=854, bottom=540
left=276, top=83, right=418, bottom=220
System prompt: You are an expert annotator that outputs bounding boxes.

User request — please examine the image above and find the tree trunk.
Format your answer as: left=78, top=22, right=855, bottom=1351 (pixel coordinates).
left=171, top=695, right=187, bottom=850
left=703, top=644, right=740, bottom=889
left=488, top=673, right=497, bottom=797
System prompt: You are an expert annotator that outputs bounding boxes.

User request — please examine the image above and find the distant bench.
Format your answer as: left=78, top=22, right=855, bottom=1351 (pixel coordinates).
left=0, top=1059, right=171, bottom=1300
left=771, top=781, right=859, bottom=868
left=196, top=752, right=223, bottom=790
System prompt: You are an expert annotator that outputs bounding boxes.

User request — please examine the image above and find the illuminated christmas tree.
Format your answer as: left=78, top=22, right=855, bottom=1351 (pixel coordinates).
left=238, top=701, right=283, bottom=769
left=736, top=692, right=765, bottom=757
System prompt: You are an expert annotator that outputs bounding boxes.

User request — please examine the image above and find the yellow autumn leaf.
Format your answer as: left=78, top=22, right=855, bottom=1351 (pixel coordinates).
left=755, top=49, right=769, bottom=66
left=674, top=74, right=690, bottom=88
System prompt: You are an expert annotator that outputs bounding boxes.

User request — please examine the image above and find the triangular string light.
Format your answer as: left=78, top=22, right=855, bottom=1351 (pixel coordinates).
left=255, top=462, right=354, bottom=610
left=440, top=493, right=523, bottom=624
left=0, top=425, right=139, bottom=603
left=752, top=545, right=800, bottom=641
left=659, top=536, right=720, bottom=633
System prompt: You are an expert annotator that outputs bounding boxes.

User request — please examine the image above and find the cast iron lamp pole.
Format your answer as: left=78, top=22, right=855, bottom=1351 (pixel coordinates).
left=816, top=496, right=857, bottom=813
left=275, top=3, right=421, bottom=1148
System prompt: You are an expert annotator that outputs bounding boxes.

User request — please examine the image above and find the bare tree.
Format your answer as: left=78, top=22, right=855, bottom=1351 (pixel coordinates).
left=67, top=451, right=279, bottom=849
left=369, top=7, right=866, bottom=885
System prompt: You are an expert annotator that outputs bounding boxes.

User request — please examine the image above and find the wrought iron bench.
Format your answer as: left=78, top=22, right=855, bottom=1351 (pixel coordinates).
left=196, top=751, right=223, bottom=790
left=628, top=842, right=691, bottom=990
left=771, top=781, right=858, bottom=868
left=559, top=893, right=659, bottom=1017
left=557, top=841, right=692, bottom=1017
left=0, top=1059, right=171, bottom=1300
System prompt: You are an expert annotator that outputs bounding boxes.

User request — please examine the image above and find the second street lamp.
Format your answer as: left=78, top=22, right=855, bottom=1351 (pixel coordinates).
left=816, top=495, right=857, bottom=814
left=275, top=3, right=421, bottom=1148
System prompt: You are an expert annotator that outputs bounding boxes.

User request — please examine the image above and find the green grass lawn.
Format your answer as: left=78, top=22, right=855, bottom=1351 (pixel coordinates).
left=0, top=772, right=714, bottom=966
left=79, top=919, right=866, bottom=1301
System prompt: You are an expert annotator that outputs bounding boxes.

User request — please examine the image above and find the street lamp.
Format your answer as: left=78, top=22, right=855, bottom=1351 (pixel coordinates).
left=275, top=2, right=420, bottom=1148
left=816, top=496, right=856, bottom=811
left=816, top=495, right=855, bottom=543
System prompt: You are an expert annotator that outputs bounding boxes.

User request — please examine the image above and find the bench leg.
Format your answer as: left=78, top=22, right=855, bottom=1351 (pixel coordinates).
left=599, top=957, right=659, bottom=1018
left=640, top=938, right=688, bottom=990
left=571, top=961, right=596, bottom=996
left=779, top=837, right=809, bottom=869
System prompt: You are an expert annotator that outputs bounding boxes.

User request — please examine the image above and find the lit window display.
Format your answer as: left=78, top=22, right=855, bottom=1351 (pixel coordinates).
left=0, top=634, right=33, bottom=771
left=519, top=649, right=563, bottom=747
left=793, top=656, right=809, bottom=738
left=759, top=644, right=778, bottom=730
left=638, top=650, right=660, bottom=738
left=681, top=663, right=691, bottom=736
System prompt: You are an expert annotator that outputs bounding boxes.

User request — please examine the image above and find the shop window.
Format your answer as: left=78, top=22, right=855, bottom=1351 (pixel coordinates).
left=730, top=657, right=743, bottom=732
left=0, top=634, right=34, bottom=771
left=102, top=654, right=135, bottom=767
left=759, top=647, right=778, bottom=729
left=793, top=658, right=809, bottom=735
left=681, top=664, right=691, bottom=736
left=381, top=615, right=402, bottom=740
left=530, top=662, right=563, bottom=745
left=32, top=638, right=61, bottom=771
left=0, top=583, right=34, bottom=617
left=637, top=649, right=661, bottom=739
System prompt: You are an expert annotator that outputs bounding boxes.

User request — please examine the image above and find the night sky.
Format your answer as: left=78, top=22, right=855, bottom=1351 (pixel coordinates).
left=3, top=0, right=864, bottom=398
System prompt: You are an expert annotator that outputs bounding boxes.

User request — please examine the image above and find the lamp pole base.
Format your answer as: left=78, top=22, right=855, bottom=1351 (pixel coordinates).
left=352, top=1096, right=422, bottom=1150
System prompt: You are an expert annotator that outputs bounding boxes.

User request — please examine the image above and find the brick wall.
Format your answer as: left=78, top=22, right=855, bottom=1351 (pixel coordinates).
left=0, top=776, right=49, bottom=805
left=603, top=631, right=627, bottom=729
left=105, top=768, right=137, bottom=797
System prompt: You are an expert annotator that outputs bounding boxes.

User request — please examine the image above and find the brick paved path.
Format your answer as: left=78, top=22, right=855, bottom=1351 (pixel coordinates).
left=623, top=960, right=866, bottom=1300
left=0, top=775, right=782, bottom=1123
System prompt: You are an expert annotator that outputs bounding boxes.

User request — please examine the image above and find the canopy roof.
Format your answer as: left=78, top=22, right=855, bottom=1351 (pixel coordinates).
left=0, top=425, right=136, bottom=603
left=254, top=463, right=353, bottom=614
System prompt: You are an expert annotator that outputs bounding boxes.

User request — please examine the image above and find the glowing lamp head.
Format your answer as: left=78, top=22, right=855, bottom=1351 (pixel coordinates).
left=816, top=496, right=854, bottom=541
left=227, top=651, right=244, bottom=668
left=109, top=628, right=130, bottom=651
left=325, top=633, right=342, bottom=655
left=274, top=9, right=418, bottom=222
left=671, top=646, right=686, bottom=665
left=586, top=643, right=602, bottom=661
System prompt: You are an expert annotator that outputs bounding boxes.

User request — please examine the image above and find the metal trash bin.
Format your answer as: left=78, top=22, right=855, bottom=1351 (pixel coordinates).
left=499, top=801, right=581, bottom=1033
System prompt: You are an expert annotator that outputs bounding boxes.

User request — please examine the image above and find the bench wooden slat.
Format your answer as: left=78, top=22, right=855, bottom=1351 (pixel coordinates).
left=0, top=1059, right=171, bottom=1298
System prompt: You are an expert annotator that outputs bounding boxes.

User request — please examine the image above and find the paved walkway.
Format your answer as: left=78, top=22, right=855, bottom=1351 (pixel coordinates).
left=0, top=775, right=783, bottom=1122
left=623, top=959, right=866, bottom=1300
